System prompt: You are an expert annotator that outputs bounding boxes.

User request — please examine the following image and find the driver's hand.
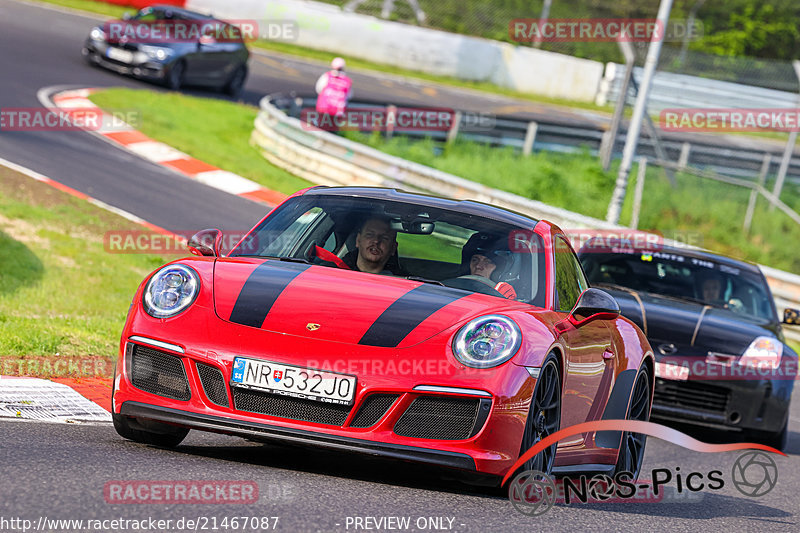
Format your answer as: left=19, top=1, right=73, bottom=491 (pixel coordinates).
left=494, top=282, right=517, bottom=300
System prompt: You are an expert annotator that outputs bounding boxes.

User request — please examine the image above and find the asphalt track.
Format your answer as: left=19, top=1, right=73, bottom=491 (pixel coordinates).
left=1, top=1, right=799, bottom=531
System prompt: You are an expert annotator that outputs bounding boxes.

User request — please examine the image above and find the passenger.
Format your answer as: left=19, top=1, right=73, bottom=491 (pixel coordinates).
left=342, top=218, right=404, bottom=275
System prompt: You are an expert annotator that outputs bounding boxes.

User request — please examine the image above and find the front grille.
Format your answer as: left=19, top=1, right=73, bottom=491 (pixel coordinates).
left=394, top=396, right=481, bottom=440
left=232, top=387, right=351, bottom=426
left=653, top=379, right=730, bottom=413
left=196, top=362, right=230, bottom=407
left=350, top=394, right=398, bottom=428
left=129, top=344, right=190, bottom=401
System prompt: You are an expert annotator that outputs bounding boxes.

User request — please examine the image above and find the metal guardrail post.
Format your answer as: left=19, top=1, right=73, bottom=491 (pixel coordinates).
left=601, top=43, right=635, bottom=171
left=386, top=105, right=397, bottom=140
left=630, top=157, right=648, bottom=230
left=522, top=121, right=538, bottom=156
left=446, top=111, right=462, bottom=145
left=771, top=131, right=797, bottom=211
left=678, top=142, right=691, bottom=169
left=744, top=153, right=771, bottom=233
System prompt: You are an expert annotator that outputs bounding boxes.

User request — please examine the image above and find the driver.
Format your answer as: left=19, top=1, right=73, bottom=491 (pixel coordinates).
left=696, top=272, right=726, bottom=306
left=466, top=249, right=517, bottom=299
left=342, top=217, right=405, bottom=275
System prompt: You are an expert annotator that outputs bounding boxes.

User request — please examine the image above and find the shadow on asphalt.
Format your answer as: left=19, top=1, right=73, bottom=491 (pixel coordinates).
left=167, top=437, right=506, bottom=499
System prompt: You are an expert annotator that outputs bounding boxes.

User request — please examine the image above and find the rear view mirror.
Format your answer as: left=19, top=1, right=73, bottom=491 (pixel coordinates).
left=390, top=220, right=435, bottom=234
left=188, top=228, right=223, bottom=257
left=784, top=308, right=800, bottom=325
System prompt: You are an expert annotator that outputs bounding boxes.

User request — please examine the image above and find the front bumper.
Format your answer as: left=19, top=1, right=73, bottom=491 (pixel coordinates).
left=652, top=375, right=792, bottom=433
left=113, top=329, right=534, bottom=476
left=82, top=41, right=167, bottom=80
left=120, top=401, right=476, bottom=471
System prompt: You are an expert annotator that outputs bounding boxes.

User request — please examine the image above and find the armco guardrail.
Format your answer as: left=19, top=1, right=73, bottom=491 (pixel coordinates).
left=276, top=96, right=800, bottom=185
left=252, top=94, right=800, bottom=338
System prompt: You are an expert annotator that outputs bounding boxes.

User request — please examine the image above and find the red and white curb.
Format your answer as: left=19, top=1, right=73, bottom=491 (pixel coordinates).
left=0, top=377, right=111, bottom=423
left=44, top=87, right=288, bottom=207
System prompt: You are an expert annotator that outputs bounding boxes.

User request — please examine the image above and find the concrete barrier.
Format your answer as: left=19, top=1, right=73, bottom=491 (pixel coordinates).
left=186, top=0, right=604, bottom=102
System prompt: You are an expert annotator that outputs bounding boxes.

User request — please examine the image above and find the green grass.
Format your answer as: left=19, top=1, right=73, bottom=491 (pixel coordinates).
left=89, top=88, right=312, bottom=194
left=0, top=166, right=169, bottom=356
left=30, top=0, right=130, bottom=17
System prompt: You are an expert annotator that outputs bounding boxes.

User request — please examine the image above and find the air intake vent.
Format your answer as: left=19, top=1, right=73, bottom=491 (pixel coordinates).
left=394, top=396, right=482, bottom=440
left=232, top=387, right=351, bottom=426
left=196, top=362, right=230, bottom=407
left=129, top=344, right=190, bottom=401
left=350, top=394, right=398, bottom=428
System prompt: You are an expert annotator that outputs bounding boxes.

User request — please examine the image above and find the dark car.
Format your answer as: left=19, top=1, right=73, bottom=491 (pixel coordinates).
left=81, top=5, right=249, bottom=96
left=578, top=244, right=796, bottom=450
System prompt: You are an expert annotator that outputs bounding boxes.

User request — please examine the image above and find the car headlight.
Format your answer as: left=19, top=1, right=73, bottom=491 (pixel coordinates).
left=140, top=45, right=172, bottom=60
left=452, top=315, right=521, bottom=368
left=143, top=264, right=200, bottom=318
left=90, top=27, right=106, bottom=41
left=738, top=336, right=783, bottom=369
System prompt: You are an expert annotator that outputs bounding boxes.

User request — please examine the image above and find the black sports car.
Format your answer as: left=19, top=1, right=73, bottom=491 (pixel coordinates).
left=578, top=244, right=796, bottom=450
left=81, top=5, right=249, bottom=96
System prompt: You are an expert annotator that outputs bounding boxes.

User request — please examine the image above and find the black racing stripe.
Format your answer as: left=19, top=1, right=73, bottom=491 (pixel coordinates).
left=359, top=285, right=467, bottom=347
left=229, top=261, right=310, bottom=328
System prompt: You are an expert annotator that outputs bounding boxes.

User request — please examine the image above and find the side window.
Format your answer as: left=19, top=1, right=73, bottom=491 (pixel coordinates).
left=554, top=237, right=584, bottom=312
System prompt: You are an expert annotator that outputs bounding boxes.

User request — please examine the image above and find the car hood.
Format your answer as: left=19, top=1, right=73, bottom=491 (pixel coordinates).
left=600, top=286, right=779, bottom=356
left=213, top=258, right=519, bottom=348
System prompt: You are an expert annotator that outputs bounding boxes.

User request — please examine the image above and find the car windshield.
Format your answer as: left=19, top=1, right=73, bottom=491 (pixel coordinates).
left=230, top=195, right=546, bottom=306
left=581, top=251, right=776, bottom=321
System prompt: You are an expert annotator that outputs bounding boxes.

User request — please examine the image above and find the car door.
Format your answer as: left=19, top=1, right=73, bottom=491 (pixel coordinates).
left=553, top=236, right=614, bottom=444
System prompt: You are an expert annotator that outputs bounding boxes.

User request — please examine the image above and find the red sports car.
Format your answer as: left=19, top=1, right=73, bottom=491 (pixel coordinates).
left=112, top=187, right=654, bottom=482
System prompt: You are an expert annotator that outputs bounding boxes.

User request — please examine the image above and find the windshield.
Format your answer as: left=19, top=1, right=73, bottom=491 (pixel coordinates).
left=230, top=195, right=546, bottom=306
left=580, top=251, right=776, bottom=321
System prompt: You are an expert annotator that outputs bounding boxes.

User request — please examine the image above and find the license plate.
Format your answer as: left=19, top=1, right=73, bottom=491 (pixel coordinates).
left=655, top=361, right=689, bottom=381
left=231, top=358, right=356, bottom=405
left=107, top=47, right=134, bottom=63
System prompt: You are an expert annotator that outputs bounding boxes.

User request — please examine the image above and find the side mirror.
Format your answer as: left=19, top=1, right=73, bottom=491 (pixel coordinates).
left=188, top=228, right=223, bottom=257
left=556, top=288, right=620, bottom=333
left=784, top=308, right=800, bottom=325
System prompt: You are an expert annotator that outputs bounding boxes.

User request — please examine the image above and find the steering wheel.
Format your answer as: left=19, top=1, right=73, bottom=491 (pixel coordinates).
left=441, top=275, right=505, bottom=297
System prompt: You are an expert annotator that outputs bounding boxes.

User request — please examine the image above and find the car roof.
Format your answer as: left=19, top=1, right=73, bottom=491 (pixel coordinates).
left=580, top=241, right=763, bottom=275
left=148, top=4, right=216, bottom=21
left=301, top=186, right=540, bottom=228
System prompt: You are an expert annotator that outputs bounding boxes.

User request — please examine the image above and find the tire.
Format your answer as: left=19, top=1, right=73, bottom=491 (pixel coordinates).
left=223, top=65, right=247, bottom=97
left=759, top=418, right=789, bottom=451
left=166, top=61, right=185, bottom=91
left=112, top=412, right=189, bottom=448
left=613, top=366, right=651, bottom=480
left=519, top=354, right=562, bottom=476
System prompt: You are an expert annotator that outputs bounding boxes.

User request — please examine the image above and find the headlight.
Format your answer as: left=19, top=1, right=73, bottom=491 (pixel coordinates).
left=452, top=315, right=521, bottom=368
left=143, top=264, right=200, bottom=318
left=738, top=336, right=783, bottom=369
left=140, top=45, right=172, bottom=60
left=90, top=27, right=106, bottom=41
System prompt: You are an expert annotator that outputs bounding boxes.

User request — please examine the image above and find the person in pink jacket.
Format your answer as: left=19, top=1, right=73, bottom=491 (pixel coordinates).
left=315, top=57, right=353, bottom=119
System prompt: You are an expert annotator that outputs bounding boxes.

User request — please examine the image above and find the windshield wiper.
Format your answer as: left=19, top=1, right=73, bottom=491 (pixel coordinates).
left=405, top=275, right=444, bottom=286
